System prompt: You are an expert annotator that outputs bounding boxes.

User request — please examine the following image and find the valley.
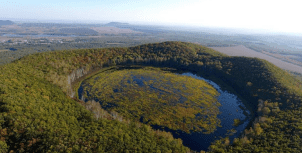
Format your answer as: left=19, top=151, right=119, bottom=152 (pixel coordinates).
left=0, top=41, right=300, bottom=152
left=1, top=21, right=301, bottom=76
left=77, top=66, right=252, bottom=151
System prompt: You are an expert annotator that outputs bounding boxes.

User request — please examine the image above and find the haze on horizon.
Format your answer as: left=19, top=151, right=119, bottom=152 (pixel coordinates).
left=0, top=0, right=301, bottom=35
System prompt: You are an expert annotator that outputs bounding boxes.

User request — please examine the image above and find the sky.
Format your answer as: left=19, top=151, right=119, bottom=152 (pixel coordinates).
left=0, top=0, right=301, bottom=34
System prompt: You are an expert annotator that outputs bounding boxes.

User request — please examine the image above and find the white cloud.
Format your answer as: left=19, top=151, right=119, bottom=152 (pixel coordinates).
left=153, top=0, right=302, bottom=33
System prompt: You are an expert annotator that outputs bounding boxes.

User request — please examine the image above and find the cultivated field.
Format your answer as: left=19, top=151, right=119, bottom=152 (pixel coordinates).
left=90, top=27, right=141, bottom=34
left=0, top=49, right=9, bottom=52
left=210, top=45, right=302, bottom=73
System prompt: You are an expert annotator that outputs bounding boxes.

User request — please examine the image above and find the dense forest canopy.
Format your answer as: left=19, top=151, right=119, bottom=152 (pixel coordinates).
left=0, top=41, right=301, bottom=152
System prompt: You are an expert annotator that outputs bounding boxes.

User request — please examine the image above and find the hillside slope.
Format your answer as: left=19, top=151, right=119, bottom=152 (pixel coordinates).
left=0, top=20, right=14, bottom=26
left=0, top=41, right=301, bottom=152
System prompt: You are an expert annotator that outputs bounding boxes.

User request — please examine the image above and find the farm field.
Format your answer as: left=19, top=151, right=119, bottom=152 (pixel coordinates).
left=210, top=45, right=302, bottom=73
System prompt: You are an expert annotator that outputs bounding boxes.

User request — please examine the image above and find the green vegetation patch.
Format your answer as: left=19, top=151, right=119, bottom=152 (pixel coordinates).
left=233, top=118, right=241, bottom=127
left=81, top=67, right=221, bottom=133
left=0, top=41, right=301, bottom=152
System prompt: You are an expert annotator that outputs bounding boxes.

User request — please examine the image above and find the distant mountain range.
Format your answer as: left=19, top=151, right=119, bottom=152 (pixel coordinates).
left=0, top=20, right=14, bottom=26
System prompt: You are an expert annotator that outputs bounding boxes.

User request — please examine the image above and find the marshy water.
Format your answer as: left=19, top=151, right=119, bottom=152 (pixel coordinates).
left=78, top=70, right=252, bottom=151
left=178, top=72, right=251, bottom=151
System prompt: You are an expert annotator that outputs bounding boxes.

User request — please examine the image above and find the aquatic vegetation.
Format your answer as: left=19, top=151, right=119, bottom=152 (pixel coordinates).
left=81, top=67, right=221, bottom=133
left=233, top=118, right=241, bottom=127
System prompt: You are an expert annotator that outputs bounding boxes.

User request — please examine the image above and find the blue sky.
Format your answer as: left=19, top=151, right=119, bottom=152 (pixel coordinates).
left=0, top=0, right=301, bottom=34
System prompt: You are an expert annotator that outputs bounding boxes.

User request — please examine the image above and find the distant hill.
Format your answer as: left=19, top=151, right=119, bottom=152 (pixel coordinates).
left=0, top=20, right=14, bottom=26
left=104, top=22, right=129, bottom=26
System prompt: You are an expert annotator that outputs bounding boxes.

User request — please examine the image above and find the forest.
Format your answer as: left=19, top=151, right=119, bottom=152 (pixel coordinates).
left=0, top=41, right=301, bottom=152
left=1, top=21, right=301, bottom=68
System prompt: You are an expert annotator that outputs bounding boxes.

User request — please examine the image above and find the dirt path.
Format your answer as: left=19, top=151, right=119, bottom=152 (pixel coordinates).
left=210, top=45, right=302, bottom=73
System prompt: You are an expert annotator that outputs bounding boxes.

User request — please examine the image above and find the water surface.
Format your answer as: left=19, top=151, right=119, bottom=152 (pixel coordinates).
left=177, top=72, right=251, bottom=151
left=78, top=71, right=252, bottom=151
